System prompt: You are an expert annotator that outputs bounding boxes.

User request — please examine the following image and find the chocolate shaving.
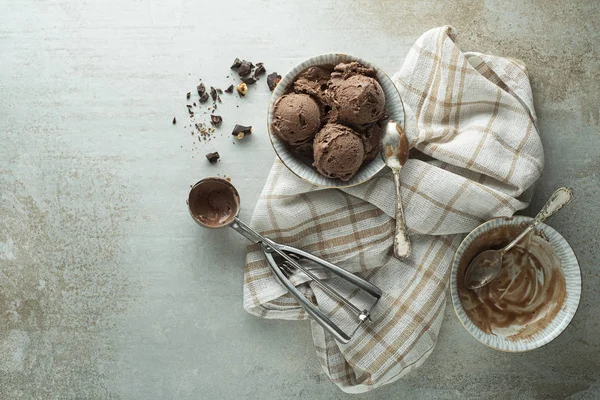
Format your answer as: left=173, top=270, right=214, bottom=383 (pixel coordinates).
left=254, top=63, right=265, bottom=77
left=186, top=92, right=191, bottom=100
left=205, top=152, right=220, bottom=163
left=211, top=115, right=223, bottom=126
left=232, top=124, right=252, bottom=139
left=200, top=92, right=209, bottom=103
left=267, top=72, right=281, bottom=91
left=197, top=83, right=206, bottom=96
left=210, top=86, right=217, bottom=101
left=225, top=85, right=234, bottom=93
left=230, top=58, right=242, bottom=69
left=237, top=60, right=253, bottom=77
left=242, top=77, right=257, bottom=85
left=216, top=88, right=223, bottom=94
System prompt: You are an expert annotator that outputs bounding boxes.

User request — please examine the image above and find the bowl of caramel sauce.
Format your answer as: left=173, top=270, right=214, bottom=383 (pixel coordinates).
left=450, top=216, right=581, bottom=351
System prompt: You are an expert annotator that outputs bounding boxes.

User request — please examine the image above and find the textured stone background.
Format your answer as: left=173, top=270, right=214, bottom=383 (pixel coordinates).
left=1, top=0, right=598, bottom=398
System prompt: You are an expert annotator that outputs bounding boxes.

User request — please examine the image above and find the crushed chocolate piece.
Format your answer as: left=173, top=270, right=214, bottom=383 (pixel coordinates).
left=193, top=102, right=197, bottom=107
left=186, top=92, right=191, bottom=99
left=254, top=63, right=265, bottom=77
left=187, top=108, right=194, bottom=115
left=242, top=77, right=257, bottom=85
left=172, top=117, right=176, bottom=124
left=230, top=58, right=242, bottom=69
left=211, top=115, right=223, bottom=126
left=186, top=104, right=193, bottom=109
left=225, top=85, right=234, bottom=93
left=210, top=86, right=217, bottom=101
left=216, top=88, right=223, bottom=94
left=236, top=82, right=248, bottom=96
left=267, top=72, right=281, bottom=91
left=200, top=92, right=209, bottom=103
left=232, top=124, right=252, bottom=139
left=197, top=83, right=206, bottom=96
left=205, top=152, right=220, bottom=163
left=237, top=60, right=253, bottom=77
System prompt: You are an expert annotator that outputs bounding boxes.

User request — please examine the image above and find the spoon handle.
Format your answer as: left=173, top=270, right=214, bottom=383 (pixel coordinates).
left=393, top=171, right=411, bottom=258
left=502, top=187, right=573, bottom=254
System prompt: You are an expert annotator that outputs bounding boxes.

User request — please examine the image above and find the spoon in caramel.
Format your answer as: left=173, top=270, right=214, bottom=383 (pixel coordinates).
left=464, top=187, right=573, bottom=290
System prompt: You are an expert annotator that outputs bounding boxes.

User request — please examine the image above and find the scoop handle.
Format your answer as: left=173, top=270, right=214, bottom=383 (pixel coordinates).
left=393, top=171, right=411, bottom=258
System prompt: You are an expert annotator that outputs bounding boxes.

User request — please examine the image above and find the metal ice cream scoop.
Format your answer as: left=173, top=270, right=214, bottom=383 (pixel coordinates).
left=381, top=121, right=411, bottom=258
left=188, top=177, right=382, bottom=343
left=464, top=187, right=573, bottom=290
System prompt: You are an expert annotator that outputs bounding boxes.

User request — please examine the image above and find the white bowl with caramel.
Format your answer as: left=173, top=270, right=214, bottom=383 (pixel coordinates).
left=450, top=216, right=581, bottom=352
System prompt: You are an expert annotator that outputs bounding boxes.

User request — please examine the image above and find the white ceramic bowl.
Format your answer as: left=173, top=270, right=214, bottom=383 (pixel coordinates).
left=267, top=53, right=405, bottom=188
left=450, top=216, right=581, bottom=352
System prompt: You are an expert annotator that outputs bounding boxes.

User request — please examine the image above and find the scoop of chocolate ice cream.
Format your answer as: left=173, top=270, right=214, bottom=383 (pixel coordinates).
left=331, top=74, right=386, bottom=127
left=293, top=66, right=333, bottom=105
left=313, top=123, right=365, bottom=181
left=271, top=93, right=322, bottom=145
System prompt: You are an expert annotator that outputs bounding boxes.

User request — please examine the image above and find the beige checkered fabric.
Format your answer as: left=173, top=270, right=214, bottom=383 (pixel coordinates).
left=243, top=26, right=544, bottom=393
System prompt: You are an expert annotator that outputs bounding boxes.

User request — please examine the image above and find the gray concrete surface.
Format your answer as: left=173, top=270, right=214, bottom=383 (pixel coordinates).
left=1, top=0, right=599, bottom=398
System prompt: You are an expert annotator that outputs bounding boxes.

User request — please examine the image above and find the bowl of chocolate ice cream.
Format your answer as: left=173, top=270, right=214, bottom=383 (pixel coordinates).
left=267, top=54, right=405, bottom=187
left=450, top=216, right=581, bottom=352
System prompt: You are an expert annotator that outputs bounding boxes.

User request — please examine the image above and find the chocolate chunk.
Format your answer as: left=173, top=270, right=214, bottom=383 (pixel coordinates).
left=254, top=63, right=265, bottom=77
left=236, top=82, right=248, bottom=96
left=237, top=60, right=253, bottom=77
left=225, top=84, right=234, bottom=93
left=197, top=83, right=206, bottom=96
left=232, top=124, right=252, bottom=139
left=230, top=58, right=242, bottom=69
left=200, top=92, right=209, bottom=103
left=172, top=117, right=176, bottom=124
left=216, top=88, right=223, bottom=94
left=205, top=152, right=220, bottom=163
left=210, top=115, right=223, bottom=126
left=242, top=77, right=257, bottom=85
left=186, top=92, right=191, bottom=99
left=210, top=87, right=217, bottom=101
left=267, top=72, right=281, bottom=91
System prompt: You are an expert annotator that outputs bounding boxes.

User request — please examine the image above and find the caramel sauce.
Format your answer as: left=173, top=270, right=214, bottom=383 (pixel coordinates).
left=457, top=221, right=566, bottom=339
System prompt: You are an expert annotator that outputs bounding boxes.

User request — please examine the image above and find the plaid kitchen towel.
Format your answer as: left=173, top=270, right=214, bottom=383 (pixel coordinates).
left=243, top=26, right=544, bottom=393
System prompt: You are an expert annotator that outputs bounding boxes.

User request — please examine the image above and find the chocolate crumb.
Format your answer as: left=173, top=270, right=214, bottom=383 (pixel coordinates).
left=186, top=92, right=191, bottom=99
left=267, top=72, right=281, bottom=91
left=210, top=86, right=217, bottom=101
left=197, top=83, right=206, bottom=96
left=254, top=63, right=265, bottom=77
left=232, top=124, right=252, bottom=139
left=172, top=117, right=176, bottom=124
left=230, top=58, right=242, bottom=69
left=216, top=88, right=223, bottom=94
left=211, top=115, right=223, bottom=126
left=237, top=60, right=253, bottom=77
left=200, top=92, right=209, bottom=103
left=205, top=152, right=220, bottom=163
left=225, top=84, right=234, bottom=93
left=236, top=82, right=248, bottom=96
left=193, top=102, right=197, bottom=107
left=187, top=108, right=194, bottom=115
left=242, top=77, right=257, bottom=85
left=186, top=104, right=193, bottom=109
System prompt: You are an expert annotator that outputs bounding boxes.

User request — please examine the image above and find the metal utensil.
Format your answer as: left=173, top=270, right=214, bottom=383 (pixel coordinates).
left=188, top=177, right=382, bottom=343
left=381, top=121, right=411, bottom=258
left=464, top=187, right=573, bottom=290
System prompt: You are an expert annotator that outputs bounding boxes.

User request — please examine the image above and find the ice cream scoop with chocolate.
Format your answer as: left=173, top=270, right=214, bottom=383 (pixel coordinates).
left=270, top=61, right=388, bottom=181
